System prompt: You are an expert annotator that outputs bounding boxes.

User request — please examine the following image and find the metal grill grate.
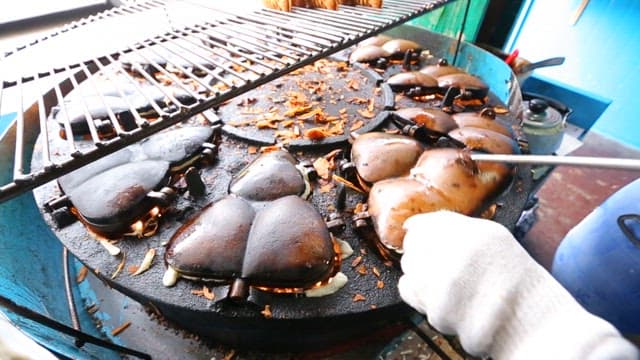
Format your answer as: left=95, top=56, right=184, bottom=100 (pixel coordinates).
left=0, top=0, right=455, bottom=203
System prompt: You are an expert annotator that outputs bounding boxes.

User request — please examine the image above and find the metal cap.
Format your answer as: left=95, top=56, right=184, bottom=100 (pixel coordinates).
left=523, top=99, right=564, bottom=129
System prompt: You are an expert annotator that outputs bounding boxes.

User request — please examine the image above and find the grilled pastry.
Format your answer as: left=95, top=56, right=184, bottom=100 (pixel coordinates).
left=350, top=132, right=424, bottom=184
left=262, top=0, right=291, bottom=11
left=339, top=0, right=382, bottom=8
left=366, top=148, right=513, bottom=258
left=305, top=0, right=338, bottom=10
left=263, top=0, right=380, bottom=11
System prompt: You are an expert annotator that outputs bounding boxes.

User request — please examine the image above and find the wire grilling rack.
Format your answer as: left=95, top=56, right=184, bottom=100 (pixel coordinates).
left=0, top=0, right=455, bottom=204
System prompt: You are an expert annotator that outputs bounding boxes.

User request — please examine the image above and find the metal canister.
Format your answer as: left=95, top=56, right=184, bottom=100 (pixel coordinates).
left=553, top=178, right=640, bottom=336
left=521, top=98, right=565, bottom=154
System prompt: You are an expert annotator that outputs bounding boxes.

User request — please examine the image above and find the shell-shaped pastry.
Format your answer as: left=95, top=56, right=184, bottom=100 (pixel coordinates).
left=351, top=132, right=424, bottom=184
left=229, top=150, right=307, bottom=201
left=165, top=196, right=255, bottom=280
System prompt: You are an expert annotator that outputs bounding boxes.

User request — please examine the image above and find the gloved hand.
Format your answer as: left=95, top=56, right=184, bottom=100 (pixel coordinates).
left=398, top=210, right=639, bottom=360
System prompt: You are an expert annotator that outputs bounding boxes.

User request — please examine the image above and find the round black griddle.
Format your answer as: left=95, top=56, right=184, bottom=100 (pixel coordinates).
left=216, top=58, right=393, bottom=150
left=33, top=122, right=532, bottom=353
left=31, top=37, right=534, bottom=353
left=33, top=133, right=416, bottom=352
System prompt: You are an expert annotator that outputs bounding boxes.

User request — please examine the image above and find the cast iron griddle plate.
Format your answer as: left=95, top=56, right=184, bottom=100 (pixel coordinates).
left=32, top=130, right=414, bottom=350
left=31, top=56, right=533, bottom=351
left=215, top=58, right=392, bottom=149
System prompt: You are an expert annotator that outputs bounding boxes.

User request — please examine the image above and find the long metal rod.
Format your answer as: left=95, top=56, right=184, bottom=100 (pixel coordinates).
left=192, top=25, right=292, bottom=66
left=470, top=153, right=640, bottom=171
left=65, top=65, right=103, bottom=144
left=12, top=78, right=25, bottom=180
left=203, top=18, right=317, bottom=55
left=52, top=78, right=79, bottom=150
left=452, top=0, right=471, bottom=66
left=294, top=7, right=381, bottom=28
left=63, top=247, right=84, bottom=347
left=261, top=9, right=360, bottom=39
left=35, top=74, right=52, bottom=167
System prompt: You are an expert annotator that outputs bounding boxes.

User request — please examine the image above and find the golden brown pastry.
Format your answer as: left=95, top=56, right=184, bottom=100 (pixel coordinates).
left=452, top=110, right=514, bottom=138
left=410, top=148, right=512, bottom=216
left=350, top=132, right=424, bottom=184
left=367, top=148, right=513, bottom=257
left=263, top=0, right=291, bottom=11
left=339, top=0, right=383, bottom=8
left=368, top=177, right=451, bottom=253
left=306, top=0, right=338, bottom=10
left=263, top=0, right=381, bottom=11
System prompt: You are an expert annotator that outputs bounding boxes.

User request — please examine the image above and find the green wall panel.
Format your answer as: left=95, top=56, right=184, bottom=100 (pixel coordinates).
left=408, top=0, right=490, bottom=42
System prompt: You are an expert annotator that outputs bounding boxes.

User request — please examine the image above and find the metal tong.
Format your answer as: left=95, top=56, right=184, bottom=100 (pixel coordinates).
left=470, top=153, right=640, bottom=171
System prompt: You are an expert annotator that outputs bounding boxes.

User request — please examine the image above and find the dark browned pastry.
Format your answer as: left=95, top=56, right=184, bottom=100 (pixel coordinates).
left=350, top=132, right=424, bottom=184
left=263, top=0, right=381, bottom=11
left=367, top=148, right=513, bottom=256
left=339, top=0, right=382, bottom=8
left=452, top=110, right=514, bottom=138
left=349, top=44, right=391, bottom=63
left=394, top=107, right=458, bottom=134
left=448, top=127, right=520, bottom=155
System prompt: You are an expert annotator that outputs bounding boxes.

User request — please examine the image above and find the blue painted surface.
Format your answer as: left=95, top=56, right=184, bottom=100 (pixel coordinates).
left=0, top=117, right=120, bottom=358
left=0, top=112, right=15, bottom=135
left=505, top=0, right=640, bottom=150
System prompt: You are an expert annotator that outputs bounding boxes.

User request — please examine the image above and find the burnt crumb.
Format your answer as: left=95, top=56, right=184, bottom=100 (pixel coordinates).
left=238, top=97, right=258, bottom=107
left=351, top=255, right=363, bottom=267
left=111, top=321, right=132, bottom=336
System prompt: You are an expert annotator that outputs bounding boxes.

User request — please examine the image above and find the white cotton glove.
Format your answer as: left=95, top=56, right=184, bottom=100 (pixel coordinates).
left=398, top=210, right=639, bottom=360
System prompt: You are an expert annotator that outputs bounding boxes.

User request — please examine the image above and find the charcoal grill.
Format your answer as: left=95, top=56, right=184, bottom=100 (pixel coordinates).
left=0, top=1, right=532, bottom=358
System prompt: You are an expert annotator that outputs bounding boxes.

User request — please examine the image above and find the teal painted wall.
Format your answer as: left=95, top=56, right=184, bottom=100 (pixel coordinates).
left=409, top=0, right=490, bottom=42
left=506, top=0, right=640, bottom=150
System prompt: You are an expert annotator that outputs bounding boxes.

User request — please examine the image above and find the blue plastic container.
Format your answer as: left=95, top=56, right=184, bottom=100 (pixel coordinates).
left=552, top=178, right=640, bottom=335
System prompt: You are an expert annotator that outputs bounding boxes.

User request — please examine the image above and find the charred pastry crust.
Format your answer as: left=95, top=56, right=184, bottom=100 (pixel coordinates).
left=302, top=0, right=338, bottom=10
left=455, top=148, right=479, bottom=175
left=263, top=0, right=382, bottom=11
left=339, top=0, right=382, bottom=8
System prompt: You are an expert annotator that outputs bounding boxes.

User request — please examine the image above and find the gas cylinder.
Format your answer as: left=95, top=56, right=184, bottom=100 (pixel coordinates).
left=552, top=178, right=640, bottom=335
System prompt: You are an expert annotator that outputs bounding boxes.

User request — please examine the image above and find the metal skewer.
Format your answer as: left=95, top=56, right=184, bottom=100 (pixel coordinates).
left=470, top=153, right=640, bottom=171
